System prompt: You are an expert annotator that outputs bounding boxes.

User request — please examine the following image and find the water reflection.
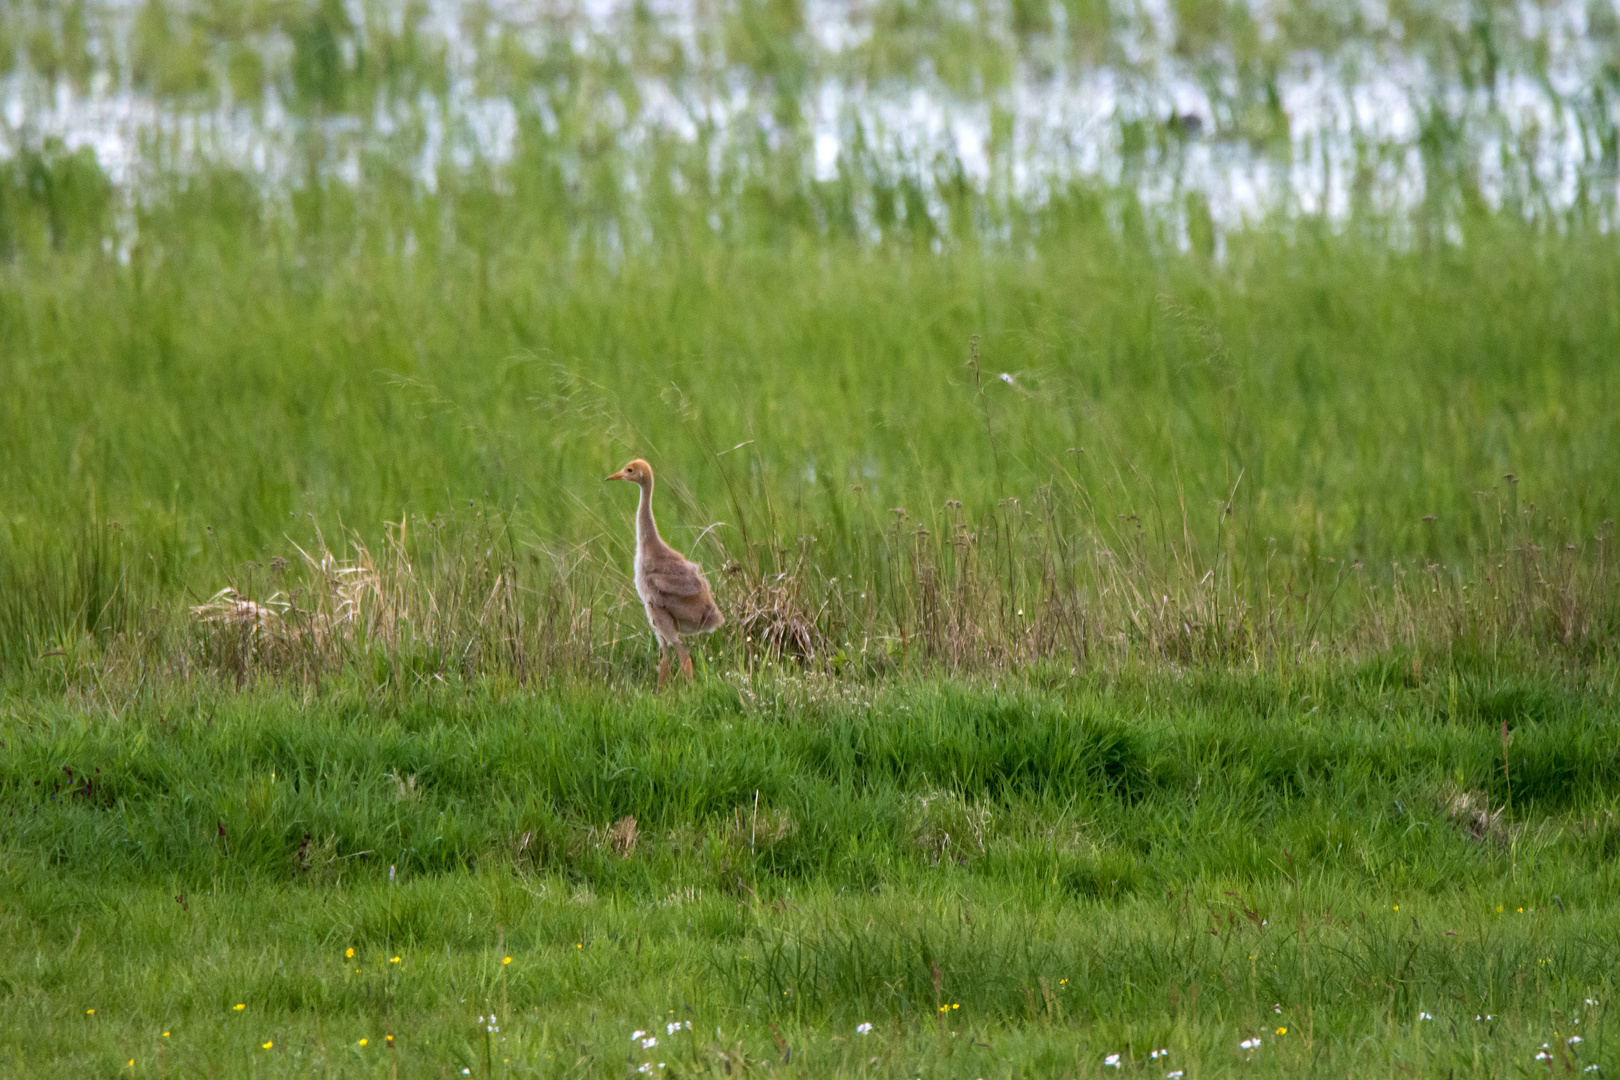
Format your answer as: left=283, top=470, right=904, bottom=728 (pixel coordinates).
left=2, top=0, right=1616, bottom=242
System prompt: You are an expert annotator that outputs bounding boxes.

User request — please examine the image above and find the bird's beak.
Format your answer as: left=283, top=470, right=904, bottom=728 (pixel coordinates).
left=605, top=468, right=628, bottom=482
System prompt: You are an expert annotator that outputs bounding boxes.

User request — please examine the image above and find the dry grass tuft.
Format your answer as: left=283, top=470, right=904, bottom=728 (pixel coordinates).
left=608, top=815, right=639, bottom=858
left=190, top=588, right=288, bottom=628
left=1441, top=786, right=1516, bottom=846
left=391, top=771, right=420, bottom=802
left=723, top=541, right=828, bottom=664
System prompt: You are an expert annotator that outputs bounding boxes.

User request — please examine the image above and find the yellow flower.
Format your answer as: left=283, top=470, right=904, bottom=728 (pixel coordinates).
left=1276, top=1027, right=1287, bottom=1035
left=952, top=1003, right=960, bottom=1009
left=161, top=1032, right=169, bottom=1038
left=390, top=956, right=401, bottom=964
left=576, top=943, right=583, bottom=949
left=1497, top=906, right=1504, bottom=912
left=346, top=947, right=355, bottom=958
left=234, top=1004, right=245, bottom=1011
left=127, top=1061, right=134, bottom=1068
left=262, top=1041, right=273, bottom=1050
left=359, top=1039, right=367, bottom=1046
left=86, top=1009, right=95, bottom=1015
left=1393, top=905, right=1399, bottom=911
left=503, top=956, right=512, bottom=965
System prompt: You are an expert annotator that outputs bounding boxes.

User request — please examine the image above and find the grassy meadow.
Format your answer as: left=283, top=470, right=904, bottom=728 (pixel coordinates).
left=3, top=0, right=1620, bottom=1074
left=4, top=677, right=1620, bottom=1077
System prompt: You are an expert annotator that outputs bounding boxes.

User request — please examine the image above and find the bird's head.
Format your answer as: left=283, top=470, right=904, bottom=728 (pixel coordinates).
left=606, top=459, right=653, bottom=486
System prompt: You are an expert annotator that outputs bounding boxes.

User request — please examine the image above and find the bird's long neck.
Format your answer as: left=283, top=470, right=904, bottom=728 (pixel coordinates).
left=636, top=478, right=660, bottom=553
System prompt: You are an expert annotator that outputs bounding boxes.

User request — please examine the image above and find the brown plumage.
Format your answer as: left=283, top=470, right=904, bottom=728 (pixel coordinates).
left=606, top=458, right=723, bottom=686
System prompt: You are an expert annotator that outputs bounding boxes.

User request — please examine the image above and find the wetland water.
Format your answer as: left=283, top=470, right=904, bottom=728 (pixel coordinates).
left=4, top=0, right=1619, bottom=245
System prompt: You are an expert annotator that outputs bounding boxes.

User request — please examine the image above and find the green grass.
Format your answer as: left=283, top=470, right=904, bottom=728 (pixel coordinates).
left=3, top=5, right=1618, bottom=679
left=5, top=4, right=1620, bottom=1074
left=2, top=672, right=1618, bottom=1076
left=5, top=192, right=1618, bottom=557
left=4, top=183, right=1619, bottom=681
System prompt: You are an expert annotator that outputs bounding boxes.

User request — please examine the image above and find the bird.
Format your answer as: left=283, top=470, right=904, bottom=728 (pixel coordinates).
left=605, top=458, right=723, bottom=686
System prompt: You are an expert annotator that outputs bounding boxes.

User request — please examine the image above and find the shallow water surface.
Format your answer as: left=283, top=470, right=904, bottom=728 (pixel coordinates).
left=3, top=0, right=1618, bottom=242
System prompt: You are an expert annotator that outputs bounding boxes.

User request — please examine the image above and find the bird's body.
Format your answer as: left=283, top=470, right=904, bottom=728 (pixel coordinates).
left=607, top=459, right=723, bottom=686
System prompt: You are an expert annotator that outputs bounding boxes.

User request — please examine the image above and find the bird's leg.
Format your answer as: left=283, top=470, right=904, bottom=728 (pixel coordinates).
left=675, top=640, right=694, bottom=681
left=657, top=647, right=670, bottom=689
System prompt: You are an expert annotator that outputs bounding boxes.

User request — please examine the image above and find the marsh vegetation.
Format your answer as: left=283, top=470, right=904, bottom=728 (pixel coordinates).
left=1, top=0, right=1618, bottom=1075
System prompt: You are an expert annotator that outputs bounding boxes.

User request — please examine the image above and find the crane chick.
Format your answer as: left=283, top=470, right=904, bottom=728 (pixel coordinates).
left=605, top=458, right=723, bottom=686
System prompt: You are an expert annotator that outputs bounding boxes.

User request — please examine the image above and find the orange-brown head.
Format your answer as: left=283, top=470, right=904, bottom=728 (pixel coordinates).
left=605, top=458, right=654, bottom=487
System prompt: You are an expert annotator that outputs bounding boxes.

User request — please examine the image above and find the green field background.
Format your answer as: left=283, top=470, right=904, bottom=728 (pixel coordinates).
left=3, top=1, right=1620, bottom=1075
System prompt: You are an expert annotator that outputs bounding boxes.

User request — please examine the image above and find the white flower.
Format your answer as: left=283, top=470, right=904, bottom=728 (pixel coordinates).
left=1584, top=1066, right=1600, bottom=1073
left=1240, top=1038, right=1261, bottom=1050
left=1272, top=1004, right=1282, bottom=1013
left=462, top=1071, right=471, bottom=1076
left=856, top=1023, right=873, bottom=1035
left=1168, top=1072, right=1185, bottom=1079
left=1587, top=998, right=1600, bottom=1006
left=1569, top=1036, right=1584, bottom=1044
left=1151, top=1049, right=1169, bottom=1059
left=637, top=1065, right=651, bottom=1075
left=1104, top=1053, right=1121, bottom=1067
left=631, top=1030, right=646, bottom=1041
left=1419, top=1012, right=1433, bottom=1020
left=1536, top=1052, right=1551, bottom=1061
left=641, top=1037, right=658, bottom=1049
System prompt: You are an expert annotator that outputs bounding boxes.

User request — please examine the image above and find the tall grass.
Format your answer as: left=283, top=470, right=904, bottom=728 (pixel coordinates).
left=3, top=156, right=1617, bottom=689
left=5, top=0, right=1618, bottom=691
left=26, top=476, right=1609, bottom=697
